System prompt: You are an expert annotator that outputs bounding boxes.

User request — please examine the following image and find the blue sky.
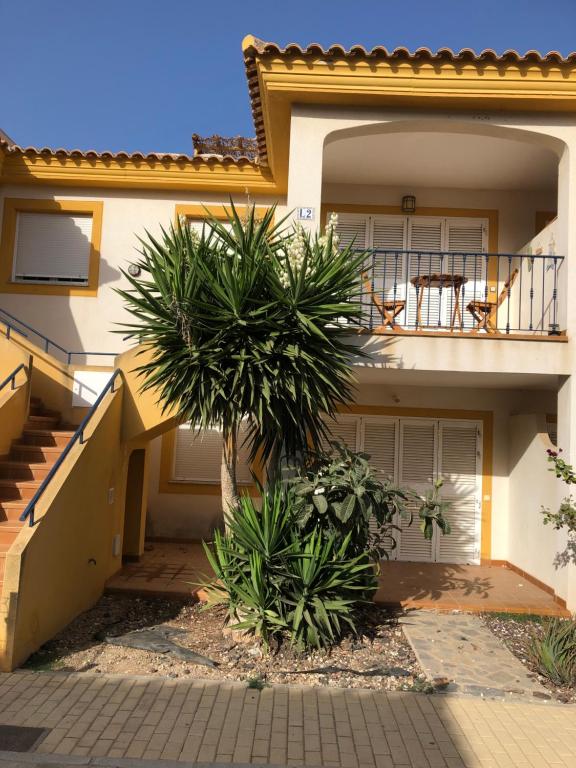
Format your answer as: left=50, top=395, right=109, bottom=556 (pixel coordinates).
left=2, top=0, right=576, bottom=154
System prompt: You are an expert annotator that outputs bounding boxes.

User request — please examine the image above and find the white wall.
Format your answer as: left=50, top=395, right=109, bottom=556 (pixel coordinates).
left=508, top=414, right=573, bottom=605
left=147, top=382, right=558, bottom=570
left=0, top=186, right=283, bottom=354
left=323, top=183, right=556, bottom=255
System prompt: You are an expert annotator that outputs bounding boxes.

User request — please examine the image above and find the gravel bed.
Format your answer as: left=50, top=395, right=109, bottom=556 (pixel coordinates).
left=24, top=594, right=427, bottom=691
left=481, top=614, right=576, bottom=704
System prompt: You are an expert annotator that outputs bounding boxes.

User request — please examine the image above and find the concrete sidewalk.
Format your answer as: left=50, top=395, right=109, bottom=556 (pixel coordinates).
left=0, top=671, right=575, bottom=768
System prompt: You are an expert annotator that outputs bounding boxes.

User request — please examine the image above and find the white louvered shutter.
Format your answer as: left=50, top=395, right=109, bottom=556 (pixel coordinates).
left=370, top=216, right=408, bottom=325
left=397, top=420, right=437, bottom=561
left=406, top=218, right=446, bottom=329
left=437, top=421, right=482, bottom=564
left=362, top=418, right=399, bottom=549
left=333, top=213, right=370, bottom=250
left=445, top=219, right=488, bottom=330
left=173, top=422, right=253, bottom=485
left=321, top=415, right=360, bottom=453
left=14, top=212, right=92, bottom=284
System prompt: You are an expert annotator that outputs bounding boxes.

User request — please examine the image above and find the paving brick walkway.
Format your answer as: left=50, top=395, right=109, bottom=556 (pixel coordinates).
left=0, top=672, right=575, bottom=767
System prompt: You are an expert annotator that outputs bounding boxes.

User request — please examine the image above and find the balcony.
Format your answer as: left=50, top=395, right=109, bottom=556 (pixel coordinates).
left=358, top=250, right=564, bottom=337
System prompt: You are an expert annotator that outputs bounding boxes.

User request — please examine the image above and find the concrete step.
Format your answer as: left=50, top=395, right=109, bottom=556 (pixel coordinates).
left=0, top=523, right=21, bottom=547
left=19, top=429, right=74, bottom=448
left=0, top=480, right=42, bottom=502
left=0, top=461, right=55, bottom=481
left=0, top=500, right=27, bottom=521
left=24, top=415, right=60, bottom=430
left=10, top=444, right=63, bottom=463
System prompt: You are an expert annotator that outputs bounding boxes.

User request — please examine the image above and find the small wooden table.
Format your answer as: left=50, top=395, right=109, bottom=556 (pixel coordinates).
left=410, top=274, right=469, bottom=330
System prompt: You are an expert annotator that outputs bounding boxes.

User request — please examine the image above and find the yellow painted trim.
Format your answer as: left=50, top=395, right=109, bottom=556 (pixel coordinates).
left=248, top=52, right=576, bottom=190
left=158, top=428, right=260, bottom=497
left=323, top=203, right=499, bottom=290
left=335, top=403, right=493, bottom=562
left=0, top=198, right=103, bottom=296
left=1, top=153, right=280, bottom=194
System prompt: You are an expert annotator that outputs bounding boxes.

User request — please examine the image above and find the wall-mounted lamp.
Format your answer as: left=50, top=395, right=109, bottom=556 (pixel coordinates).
left=401, top=195, right=416, bottom=214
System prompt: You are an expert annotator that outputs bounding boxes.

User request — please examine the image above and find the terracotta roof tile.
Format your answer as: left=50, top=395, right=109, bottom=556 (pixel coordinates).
left=242, top=37, right=576, bottom=166
left=243, top=38, right=576, bottom=64
left=0, top=142, right=259, bottom=165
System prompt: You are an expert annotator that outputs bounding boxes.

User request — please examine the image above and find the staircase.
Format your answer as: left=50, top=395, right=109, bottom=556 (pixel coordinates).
left=0, top=397, right=74, bottom=590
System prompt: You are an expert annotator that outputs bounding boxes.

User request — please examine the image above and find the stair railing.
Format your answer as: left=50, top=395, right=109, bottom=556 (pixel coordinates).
left=19, top=368, right=123, bottom=527
left=0, top=363, right=27, bottom=394
left=0, top=307, right=121, bottom=364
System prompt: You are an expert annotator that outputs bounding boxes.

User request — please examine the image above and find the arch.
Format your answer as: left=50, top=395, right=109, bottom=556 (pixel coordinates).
left=123, top=448, right=148, bottom=559
left=323, top=117, right=567, bottom=157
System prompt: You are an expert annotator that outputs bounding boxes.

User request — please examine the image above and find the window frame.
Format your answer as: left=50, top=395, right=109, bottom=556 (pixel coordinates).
left=159, top=426, right=261, bottom=496
left=0, top=198, right=103, bottom=296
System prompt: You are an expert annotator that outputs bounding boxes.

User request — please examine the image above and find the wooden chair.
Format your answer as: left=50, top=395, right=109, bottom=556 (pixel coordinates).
left=466, top=268, right=519, bottom=334
left=362, top=274, right=406, bottom=332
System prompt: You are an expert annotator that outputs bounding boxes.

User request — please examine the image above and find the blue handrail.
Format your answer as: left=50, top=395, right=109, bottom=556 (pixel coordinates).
left=0, top=363, right=27, bottom=394
left=0, top=307, right=121, bottom=363
left=19, top=368, right=123, bottom=527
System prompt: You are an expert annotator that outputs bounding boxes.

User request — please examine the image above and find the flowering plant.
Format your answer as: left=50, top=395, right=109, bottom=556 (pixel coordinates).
left=542, top=449, right=576, bottom=532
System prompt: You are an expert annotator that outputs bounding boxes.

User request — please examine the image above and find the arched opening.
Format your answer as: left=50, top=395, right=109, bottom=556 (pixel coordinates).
left=322, top=120, right=565, bottom=336
left=122, top=448, right=147, bottom=559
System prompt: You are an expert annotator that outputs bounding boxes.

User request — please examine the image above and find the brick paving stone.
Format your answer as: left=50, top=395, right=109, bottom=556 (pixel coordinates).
left=0, top=671, right=574, bottom=766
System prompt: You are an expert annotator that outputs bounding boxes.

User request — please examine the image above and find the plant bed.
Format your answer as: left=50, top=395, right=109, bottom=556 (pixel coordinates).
left=23, top=593, right=427, bottom=691
left=481, top=613, right=576, bottom=704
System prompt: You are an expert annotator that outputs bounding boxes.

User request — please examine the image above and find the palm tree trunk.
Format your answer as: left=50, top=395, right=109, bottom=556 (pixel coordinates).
left=221, top=425, right=239, bottom=525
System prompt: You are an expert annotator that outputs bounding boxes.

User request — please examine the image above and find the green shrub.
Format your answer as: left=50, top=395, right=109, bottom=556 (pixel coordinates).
left=202, top=446, right=451, bottom=652
left=282, top=530, right=375, bottom=649
left=529, top=618, right=576, bottom=686
left=202, top=485, right=374, bottom=650
left=290, top=443, right=451, bottom=561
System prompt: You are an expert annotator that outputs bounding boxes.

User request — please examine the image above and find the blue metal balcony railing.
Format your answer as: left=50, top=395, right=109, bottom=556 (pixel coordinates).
left=358, top=250, right=564, bottom=336
left=0, top=307, right=121, bottom=363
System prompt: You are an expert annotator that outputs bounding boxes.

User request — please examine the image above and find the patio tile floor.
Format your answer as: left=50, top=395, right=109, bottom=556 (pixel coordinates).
left=106, top=542, right=570, bottom=617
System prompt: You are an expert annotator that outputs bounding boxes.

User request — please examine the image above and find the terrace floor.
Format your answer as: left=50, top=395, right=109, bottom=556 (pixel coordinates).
left=106, top=541, right=569, bottom=617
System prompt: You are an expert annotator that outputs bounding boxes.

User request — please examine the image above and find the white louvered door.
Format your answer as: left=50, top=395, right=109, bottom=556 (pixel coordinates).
left=321, top=414, right=361, bottom=453
left=437, top=421, right=482, bottom=564
left=445, top=219, right=488, bottom=330
left=371, top=216, right=408, bottom=326
left=406, top=218, right=446, bottom=330
left=362, top=418, right=398, bottom=543
left=332, top=213, right=370, bottom=250
left=397, top=420, right=437, bottom=561
left=319, top=414, right=482, bottom=563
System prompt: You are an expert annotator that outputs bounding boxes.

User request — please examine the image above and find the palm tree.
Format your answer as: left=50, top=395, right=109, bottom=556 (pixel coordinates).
left=117, top=203, right=366, bottom=516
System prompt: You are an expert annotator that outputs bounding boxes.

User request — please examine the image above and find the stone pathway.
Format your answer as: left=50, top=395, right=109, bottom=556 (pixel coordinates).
left=401, top=611, right=549, bottom=700
left=0, top=671, right=575, bottom=767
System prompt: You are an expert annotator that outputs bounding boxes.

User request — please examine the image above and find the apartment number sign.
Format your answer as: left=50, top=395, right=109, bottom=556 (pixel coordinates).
left=297, top=207, right=315, bottom=221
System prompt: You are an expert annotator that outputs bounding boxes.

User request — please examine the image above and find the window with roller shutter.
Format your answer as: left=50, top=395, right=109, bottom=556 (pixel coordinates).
left=13, top=212, right=93, bottom=285
left=173, top=421, right=253, bottom=485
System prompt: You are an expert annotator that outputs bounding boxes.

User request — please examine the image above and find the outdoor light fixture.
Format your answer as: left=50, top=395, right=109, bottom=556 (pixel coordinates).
left=401, top=195, right=416, bottom=214
left=127, top=263, right=141, bottom=277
